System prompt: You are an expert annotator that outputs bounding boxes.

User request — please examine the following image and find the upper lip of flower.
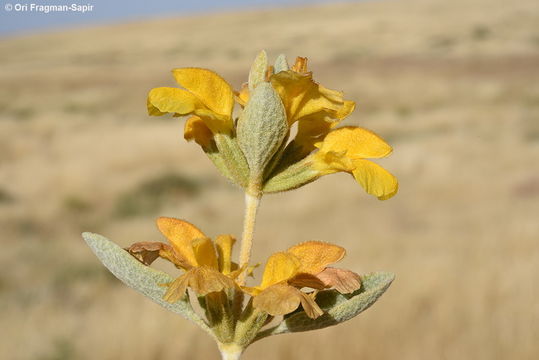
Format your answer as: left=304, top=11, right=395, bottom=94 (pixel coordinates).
left=147, top=67, right=235, bottom=134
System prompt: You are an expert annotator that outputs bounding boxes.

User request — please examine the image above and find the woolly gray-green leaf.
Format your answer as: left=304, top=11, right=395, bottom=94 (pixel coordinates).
left=255, top=272, right=394, bottom=340
left=263, top=155, right=319, bottom=193
left=274, top=54, right=289, bottom=73
left=248, top=50, right=268, bottom=92
left=82, top=232, right=212, bottom=334
left=237, top=82, right=288, bottom=181
left=214, top=133, right=250, bottom=188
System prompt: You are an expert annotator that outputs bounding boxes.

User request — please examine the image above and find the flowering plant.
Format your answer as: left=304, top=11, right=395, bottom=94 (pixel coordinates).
left=84, top=51, right=397, bottom=359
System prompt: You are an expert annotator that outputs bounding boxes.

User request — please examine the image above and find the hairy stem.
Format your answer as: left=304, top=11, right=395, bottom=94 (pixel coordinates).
left=218, top=343, right=243, bottom=360
left=237, top=192, right=261, bottom=285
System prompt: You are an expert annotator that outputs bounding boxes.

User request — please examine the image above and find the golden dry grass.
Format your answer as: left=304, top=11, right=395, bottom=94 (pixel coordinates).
left=1, top=0, right=539, bottom=359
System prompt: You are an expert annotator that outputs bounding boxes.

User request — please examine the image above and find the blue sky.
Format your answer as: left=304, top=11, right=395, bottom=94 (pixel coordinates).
left=0, top=0, right=352, bottom=36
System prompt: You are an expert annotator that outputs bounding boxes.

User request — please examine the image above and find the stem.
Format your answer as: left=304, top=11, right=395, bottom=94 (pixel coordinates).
left=218, top=343, right=243, bottom=360
left=237, top=192, right=261, bottom=285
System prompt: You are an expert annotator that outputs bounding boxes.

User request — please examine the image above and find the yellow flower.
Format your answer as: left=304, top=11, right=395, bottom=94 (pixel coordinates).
left=245, top=241, right=361, bottom=319
left=311, top=126, right=399, bottom=200
left=126, top=217, right=238, bottom=302
left=238, top=56, right=355, bottom=156
left=147, top=68, right=235, bottom=136
left=148, top=55, right=354, bottom=166
left=146, top=51, right=397, bottom=200
left=273, top=58, right=354, bottom=145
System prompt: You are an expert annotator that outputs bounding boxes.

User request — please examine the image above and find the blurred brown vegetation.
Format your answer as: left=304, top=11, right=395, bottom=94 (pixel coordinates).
left=1, top=0, right=538, bottom=359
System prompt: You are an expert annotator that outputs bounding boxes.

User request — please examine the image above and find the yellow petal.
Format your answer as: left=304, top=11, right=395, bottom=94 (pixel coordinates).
left=147, top=87, right=203, bottom=115
left=260, top=252, right=300, bottom=289
left=184, top=115, right=214, bottom=148
left=287, top=241, right=345, bottom=275
left=316, top=126, right=393, bottom=159
left=336, top=100, right=356, bottom=119
left=253, top=283, right=301, bottom=316
left=271, top=70, right=354, bottom=126
left=298, top=291, right=324, bottom=319
left=187, top=267, right=236, bottom=296
left=253, top=284, right=323, bottom=319
left=194, top=108, right=234, bottom=133
left=294, top=84, right=349, bottom=121
left=316, top=267, right=361, bottom=294
left=293, top=100, right=354, bottom=153
left=192, top=238, right=218, bottom=269
left=147, top=97, right=167, bottom=116
left=352, top=159, right=399, bottom=200
left=311, top=149, right=355, bottom=174
left=270, top=71, right=313, bottom=124
left=156, top=217, right=205, bottom=267
left=163, top=273, right=189, bottom=303
left=294, top=114, right=335, bottom=154
left=235, top=83, right=250, bottom=107
left=172, top=68, right=234, bottom=118
left=241, top=285, right=260, bottom=297
left=215, top=235, right=236, bottom=275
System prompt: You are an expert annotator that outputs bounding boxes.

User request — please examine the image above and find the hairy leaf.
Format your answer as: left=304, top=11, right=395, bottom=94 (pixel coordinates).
left=237, top=82, right=288, bottom=180
left=82, top=232, right=212, bottom=334
left=273, top=54, right=289, bottom=73
left=248, top=50, right=268, bottom=92
left=255, top=272, right=394, bottom=340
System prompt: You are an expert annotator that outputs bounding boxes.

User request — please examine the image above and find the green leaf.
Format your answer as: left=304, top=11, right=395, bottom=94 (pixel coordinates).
left=237, top=82, right=288, bottom=181
left=274, top=54, right=289, bottom=73
left=248, top=50, right=268, bottom=92
left=214, top=133, right=250, bottom=188
left=255, top=272, right=394, bottom=340
left=82, top=232, right=212, bottom=335
left=263, top=156, right=319, bottom=193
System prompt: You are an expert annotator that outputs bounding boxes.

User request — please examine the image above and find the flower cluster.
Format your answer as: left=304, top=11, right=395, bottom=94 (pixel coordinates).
left=147, top=51, right=398, bottom=199
left=85, top=51, right=398, bottom=360
left=127, top=218, right=360, bottom=320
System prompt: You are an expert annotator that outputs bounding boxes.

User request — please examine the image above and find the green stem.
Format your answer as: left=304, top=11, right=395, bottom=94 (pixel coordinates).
left=218, top=343, right=243, bottom=360
left=237, top=192, right=261, bottom=285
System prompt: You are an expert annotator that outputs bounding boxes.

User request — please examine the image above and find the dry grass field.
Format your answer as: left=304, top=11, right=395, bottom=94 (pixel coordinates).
left=1, top=0, right=539, bottom=359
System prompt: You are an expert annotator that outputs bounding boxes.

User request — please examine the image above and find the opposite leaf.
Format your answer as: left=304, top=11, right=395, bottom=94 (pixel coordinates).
left=255, top=271, right=394, bottom=340
left=82, top=232, right=212, bottom=336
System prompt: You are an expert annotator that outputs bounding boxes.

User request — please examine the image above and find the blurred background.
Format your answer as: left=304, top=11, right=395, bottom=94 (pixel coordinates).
left=1, top=0, right=538, bottom=359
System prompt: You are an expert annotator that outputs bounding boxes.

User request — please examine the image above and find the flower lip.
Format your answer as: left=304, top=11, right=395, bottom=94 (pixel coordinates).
left=148, top=68, right=235, bottom=133
left=246, top=240, right=360, bottom=319
left=126, top=217, right=242, bottom=301
left=172, top=67, right=235, bottom=118
left=311, top=126, right=398, bottom=200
